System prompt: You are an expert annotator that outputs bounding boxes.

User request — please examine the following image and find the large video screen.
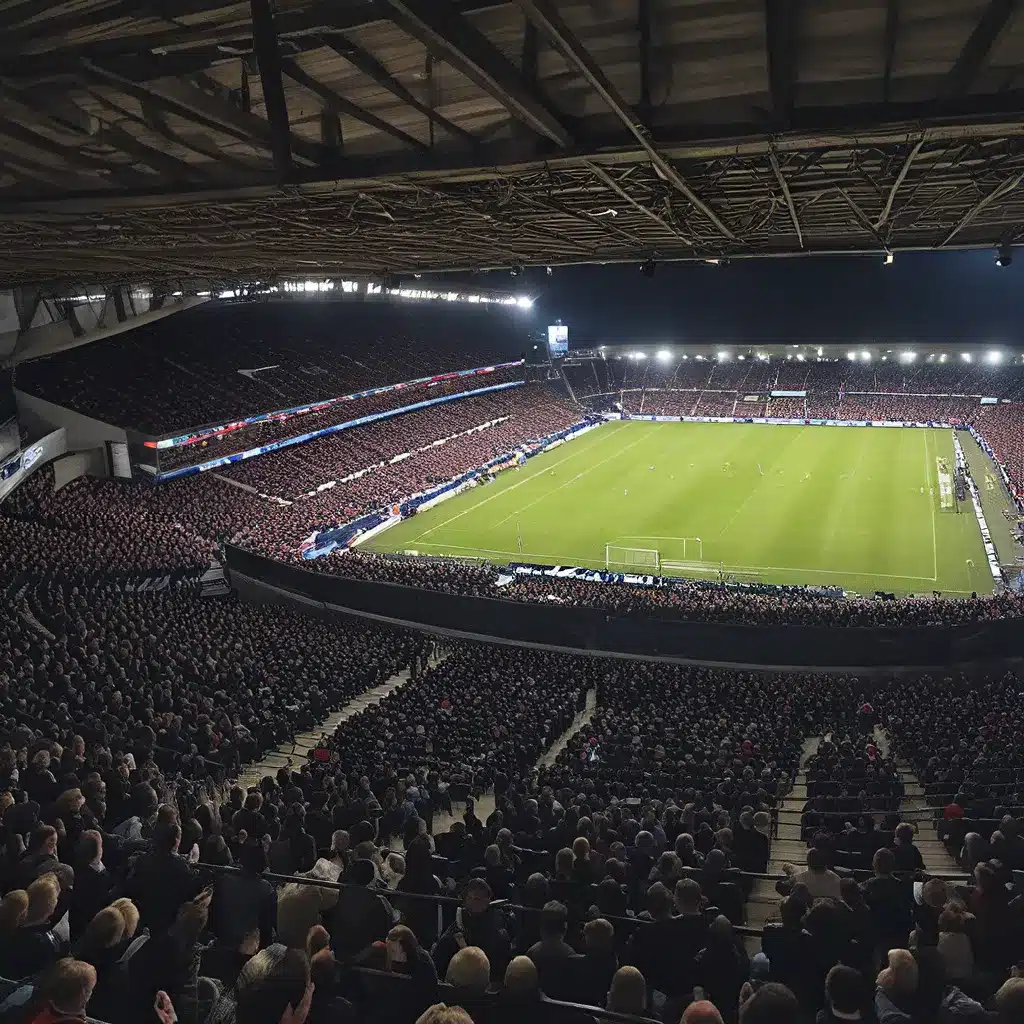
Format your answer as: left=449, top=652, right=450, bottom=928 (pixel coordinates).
left=547, top=324, right=569, bottom=357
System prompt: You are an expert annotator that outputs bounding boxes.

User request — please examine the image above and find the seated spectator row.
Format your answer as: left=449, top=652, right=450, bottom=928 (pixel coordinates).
left=1, top=596, right=1023, bottom=1024
left=17, top=302, right=525, bottom=434
left=312, top=551, right=1024, bottom=628
left=565, top=355, right=1024, bottom=401
left=156, top=367, right=525, bottom=473
left=1, top=385, right=581, bottom=573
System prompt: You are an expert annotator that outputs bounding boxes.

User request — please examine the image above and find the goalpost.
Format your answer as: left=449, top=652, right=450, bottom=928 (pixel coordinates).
left=605, top=545, right=660, bottom=571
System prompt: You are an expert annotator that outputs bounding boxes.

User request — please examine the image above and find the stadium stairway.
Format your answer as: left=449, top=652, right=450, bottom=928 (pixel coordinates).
left=874, top=727, right=963, bottom=876
left=746, top=736, right=820, bottom=934
left=420, top=686, right=600, bottom=840
left=236, top=666, right=417, bottom=788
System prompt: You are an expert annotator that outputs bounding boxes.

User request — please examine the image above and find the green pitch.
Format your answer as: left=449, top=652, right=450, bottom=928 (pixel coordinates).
left=363, top=420, right=992, bottom=596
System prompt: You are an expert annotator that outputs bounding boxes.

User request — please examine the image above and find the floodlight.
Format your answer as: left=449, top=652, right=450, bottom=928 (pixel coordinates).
left=717, top=351, right=729, bottom=361
left=516, top=295, right=534, bottom=308
left=860, top=351, right=871, bottom=361
left=847, top=352, right=857, bottom=361
left=962, top=353, right=972, bottom=362
left=884, top=251, right=894, bottom=265
left=996, top=244, right=1013, bottom=267
left=796, top=354, right=805, bottom=362
left=900, top=351, right=916, bottom=363
left=987, top=350, right=1003, bottom=364
left=635, top=352, right=647, bottom=360
left=656, top=350, right=672, bottom=362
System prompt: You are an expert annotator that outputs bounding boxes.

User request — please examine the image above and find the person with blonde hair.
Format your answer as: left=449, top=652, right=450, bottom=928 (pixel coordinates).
left=31, top=958, right=97, bottom=1024
left=444, top=945, right=490, bottom=993
left=415, top=1006, right=473, bottom=1024
left=5, top=873, right=63, bottom=979
left=874, top=948, right=918, bottom=1022
left=608, top=965, right=647, bottom=1015
left=0, top=890, right=29, bottom=978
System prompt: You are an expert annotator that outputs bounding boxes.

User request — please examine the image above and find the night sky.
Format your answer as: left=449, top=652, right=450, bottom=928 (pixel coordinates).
left=516, top=249, right=1023, bottom=348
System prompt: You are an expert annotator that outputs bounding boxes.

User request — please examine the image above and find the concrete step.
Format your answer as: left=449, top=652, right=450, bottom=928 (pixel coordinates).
left=234, top=668, right=415, bottom=786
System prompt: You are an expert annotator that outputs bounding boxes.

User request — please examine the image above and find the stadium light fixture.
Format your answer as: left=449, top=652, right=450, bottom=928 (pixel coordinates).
left=796, top=354, right=805, bottom=362
left=516, top=295, right=534, bottom=308
left=940, top=354, right=948, bottom=363
left=884, top=251, right=894, bottom=265
left=987, top=350, right=1003, bottom=364
left=996, top=244, right=1013, bottom=267
left=716, top=351, right=729, bottom=361
left=860, top=351, right=871, bottom=361
left=962, top=353, right=972, bottom=362
left=847, top=352, right=857, bottom=361
left=635, top=352, right=647, bottom=360
left=899, top=351, right=916, bottom=363
left=656, top=350, right=672, bottom=362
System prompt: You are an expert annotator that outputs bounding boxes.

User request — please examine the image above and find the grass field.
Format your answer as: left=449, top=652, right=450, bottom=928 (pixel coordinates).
left=364, top=421, right=992, bottom=596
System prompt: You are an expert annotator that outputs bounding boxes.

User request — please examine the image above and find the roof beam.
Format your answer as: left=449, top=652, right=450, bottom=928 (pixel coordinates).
left=83, top=88, right=261, bottom=173
left=383, top=0, right=573, bottom=148
left=0, top=114, right=131, bottom=178
left=874, top=136, right=924, bottom=229
left=768, top=147, right=803, bottom=248
left=515, top=0, right=736, bottom=240
left=584, top=159, right=693, bottom=248
left=280, top=59, right=430, bottom=152
left=0, top=82, right=211, bottom=185
left=945, top=0, right=1019, bottom=98
left=250, top=0, right=293, bottom=177
left=319, top=33, right=477, bottom=147
left=80, top=61, right=325, bottom=169
left=941, top=169, right=1024, bottom=245
left=883, top=0, right=900, bottom=103
left=764, top=0, right=802, bottom=128
left=638, top=0, right=652, bottom=118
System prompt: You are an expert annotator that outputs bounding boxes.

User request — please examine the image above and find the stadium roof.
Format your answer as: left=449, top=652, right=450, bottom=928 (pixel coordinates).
left=3, top=0, right=1024, bottom=288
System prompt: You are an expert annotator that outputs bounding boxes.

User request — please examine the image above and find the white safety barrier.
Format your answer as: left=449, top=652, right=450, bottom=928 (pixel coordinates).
left=952, top=432, right=1003, bottom=586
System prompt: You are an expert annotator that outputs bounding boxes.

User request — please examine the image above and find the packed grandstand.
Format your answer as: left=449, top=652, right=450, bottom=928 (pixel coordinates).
left=2, top=299, right=1024, bottom=1024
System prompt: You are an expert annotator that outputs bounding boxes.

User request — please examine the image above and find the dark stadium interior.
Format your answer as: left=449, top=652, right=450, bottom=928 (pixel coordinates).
left=4, top=2, right=1024, bottom=1024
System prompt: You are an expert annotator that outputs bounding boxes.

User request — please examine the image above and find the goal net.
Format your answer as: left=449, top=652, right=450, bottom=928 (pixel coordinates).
left=605, top=545, right=660, bottom=571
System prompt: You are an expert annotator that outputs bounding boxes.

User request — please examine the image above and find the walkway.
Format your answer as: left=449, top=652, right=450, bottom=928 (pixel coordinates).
left=746, top=736, right=819, bottom=931
left=422, top=687, right=600, bottom=837
left=877, top=727, right=963, bottom=875
left=237, top=667, right=414, bottom=788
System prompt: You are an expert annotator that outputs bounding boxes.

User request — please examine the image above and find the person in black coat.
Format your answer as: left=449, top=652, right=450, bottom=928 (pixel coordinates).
left=69, top=831, right=113, bottom=942
left=123, top=822, right=202, bottom=937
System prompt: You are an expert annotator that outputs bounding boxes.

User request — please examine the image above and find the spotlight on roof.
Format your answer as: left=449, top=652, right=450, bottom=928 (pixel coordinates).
left=884, top=251, right=894, bottom=265
left=716, top=351, right=729, bottom=362
left=639, top=259, right=657, bottom=278
left=509, top=265, right=523, bottom=277
left=656, top=349, right=672, bottom=362
left=962, top=353, right=972, bottom=363
left=861, top=351, right=871, bottom=361
left=546, top=266, right=553, bottom=276
left=996, top=244, right=1013, bottom=267
left=987, top=350, right=1003, bottom=364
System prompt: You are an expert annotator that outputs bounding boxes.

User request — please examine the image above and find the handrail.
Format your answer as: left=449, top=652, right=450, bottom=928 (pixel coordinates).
left=354, top=967, right=666, bottom=1024
left=198, top=861, right=969, bottom=921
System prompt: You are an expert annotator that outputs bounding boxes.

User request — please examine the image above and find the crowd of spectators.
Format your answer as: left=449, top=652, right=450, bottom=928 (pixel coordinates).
left=217, top=384, right=578, bottom=501
left=567, top=356, right=1024, bottom=405
left=313, top=552, right=1024, bottom=628
left=1, top=584, right=1023, bottom=1024
left=18, top=302, right=524, bottom=434
left=0, top=385, right=582, bottom=573
left=155, top=369, right=526, bottom=474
